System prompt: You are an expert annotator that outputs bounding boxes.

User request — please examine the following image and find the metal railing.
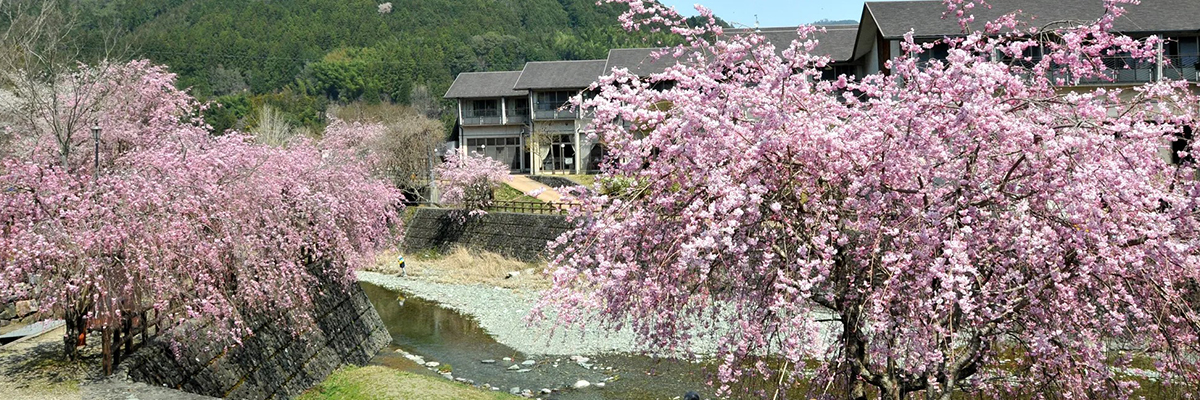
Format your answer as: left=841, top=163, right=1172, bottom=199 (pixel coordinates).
left=1044, top=56, right=1199, bottom=85
left=534, top=109, right=578, bottom=120
left=505, top=114, right=528, bottom=124
left=487, top=200, right=576, bottom=215
left=923, top=54, right=1200, bottom=85
left=1160, top=54, right=1200, bottom=81
left=461, top=115, right=503, bottom=125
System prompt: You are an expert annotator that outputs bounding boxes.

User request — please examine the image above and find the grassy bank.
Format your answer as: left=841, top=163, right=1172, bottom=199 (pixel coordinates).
left=299, top=366, right=519, bottom=400
left=368, top=247, right=548, bottom=290
left=494, top=184, right=542, bottom=203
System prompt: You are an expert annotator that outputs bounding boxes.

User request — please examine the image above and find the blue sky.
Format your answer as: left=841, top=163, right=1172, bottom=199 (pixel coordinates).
left=658, top=0, right=883, bottom=28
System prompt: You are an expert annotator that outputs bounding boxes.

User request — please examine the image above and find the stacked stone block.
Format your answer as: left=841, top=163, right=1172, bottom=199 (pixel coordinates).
left=403, top=208, right=575, bottom=262
left=124, top=282, right=390, bottom=400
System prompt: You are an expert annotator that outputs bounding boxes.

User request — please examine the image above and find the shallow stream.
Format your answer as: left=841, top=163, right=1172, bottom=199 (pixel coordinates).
left=361, top=282, right=720, bottom=399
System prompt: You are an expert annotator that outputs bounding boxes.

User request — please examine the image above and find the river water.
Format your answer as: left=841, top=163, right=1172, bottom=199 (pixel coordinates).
left=361, top=282, right=721, bottom=399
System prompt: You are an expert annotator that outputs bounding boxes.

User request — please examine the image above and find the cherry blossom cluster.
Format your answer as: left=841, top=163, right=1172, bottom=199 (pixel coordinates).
left=535, top=0, right=1200, bottom=398
left=0, top=61, right=404, bottom=368
left=433, top=149, right=511, bottom=219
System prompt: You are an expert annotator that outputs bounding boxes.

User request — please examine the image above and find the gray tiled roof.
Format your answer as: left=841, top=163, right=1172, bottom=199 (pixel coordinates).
left=726, top=25, right=859, bottom=62
left=604, top=48, right=685, bottom=77
left=512, top=60, right=607, bottom=90
left=444, top=71, right=526, bottom=99
left=866, top=0, right=1200, bottom=39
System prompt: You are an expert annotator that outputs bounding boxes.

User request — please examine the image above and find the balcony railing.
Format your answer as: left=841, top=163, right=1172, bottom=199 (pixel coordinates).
left=461, top=115, right=503, bottom=125
left=487, top=200, right=577, bottom=215
left=534, top=109, right=578, bottom=120
left=1161, top=55, right=1200, bottom=81
left=505, top=113, right=528, bottom=124
left=1043, top=56, right=1200, bottom=85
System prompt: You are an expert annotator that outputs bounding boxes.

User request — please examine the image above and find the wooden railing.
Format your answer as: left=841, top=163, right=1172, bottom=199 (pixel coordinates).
left=487, top=200, right=576, bottom=215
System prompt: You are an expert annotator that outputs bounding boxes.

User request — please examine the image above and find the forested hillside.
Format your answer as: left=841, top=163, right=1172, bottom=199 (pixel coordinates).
left=63, top=0, right=685, bottom=132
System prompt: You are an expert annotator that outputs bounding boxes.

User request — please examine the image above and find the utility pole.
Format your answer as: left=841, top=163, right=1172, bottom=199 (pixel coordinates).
left=427, top=143, right=436, bottom=204
left=91, top=124, right=101, bottom=173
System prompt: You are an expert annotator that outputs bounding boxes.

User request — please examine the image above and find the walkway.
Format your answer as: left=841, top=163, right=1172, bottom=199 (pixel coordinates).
left=506, top=175, right=565, bottom=203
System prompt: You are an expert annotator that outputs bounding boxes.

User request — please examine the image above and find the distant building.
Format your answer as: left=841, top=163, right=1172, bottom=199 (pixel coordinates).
left=445, top=0, right=1200, bottom=174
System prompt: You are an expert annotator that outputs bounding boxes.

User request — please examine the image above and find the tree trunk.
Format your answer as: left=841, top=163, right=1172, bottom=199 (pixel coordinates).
left=101, top=326, right=113, bottom=375
left=111, top=322, right=123, bottom=368
left=120, top=315, right=134, bottom=362
left=880, top=385, right=903, bottom=400
left=62, top=312, right=85, bottom=361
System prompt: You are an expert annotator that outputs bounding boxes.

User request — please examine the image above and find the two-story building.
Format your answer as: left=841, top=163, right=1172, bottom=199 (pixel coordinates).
left=445, top=0, right=1200, bottom=174
left=443, top=71, right=530, bottom=171
left=513, top=60, right=607, bottom=175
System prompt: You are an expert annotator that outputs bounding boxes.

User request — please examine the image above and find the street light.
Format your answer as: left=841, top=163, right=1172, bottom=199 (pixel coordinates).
left=91, top=124, right=101, bottom=173
left=558, top=143, right=566, bottom=175
left=428, top=144, right=444, bottom=205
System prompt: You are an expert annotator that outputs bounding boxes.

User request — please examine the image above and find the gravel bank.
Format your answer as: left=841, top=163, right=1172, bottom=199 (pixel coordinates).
left=358, top=271, right=724, bottom=356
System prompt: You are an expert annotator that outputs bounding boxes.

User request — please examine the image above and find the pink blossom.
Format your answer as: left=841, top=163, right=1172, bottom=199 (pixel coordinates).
left=0, top=61, right=403, bottom=370
left=534, top=1, right=1200, bottom=398
left=434, top=149, right=511, bottom=219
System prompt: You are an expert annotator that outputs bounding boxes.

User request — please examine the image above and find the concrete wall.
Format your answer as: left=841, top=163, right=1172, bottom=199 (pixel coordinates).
left=403, top=208, right=574, bottom=262
left=123, top=276, right=391, bottom=400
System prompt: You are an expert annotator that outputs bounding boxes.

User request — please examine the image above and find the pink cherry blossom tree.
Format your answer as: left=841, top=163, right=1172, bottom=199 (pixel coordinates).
left=0, top=61, right=404, bottom=374
left=536, top=1, right=1200, bottom=399
left=434, top=149, right=511, bottom=217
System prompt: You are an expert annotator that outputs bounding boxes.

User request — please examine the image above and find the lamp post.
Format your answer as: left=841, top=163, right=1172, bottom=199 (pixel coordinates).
left=558, top=143, right=565, bottom=175
left=428, top=144, right=442, bottom=204
left=91, top=124, right=101, bottom=173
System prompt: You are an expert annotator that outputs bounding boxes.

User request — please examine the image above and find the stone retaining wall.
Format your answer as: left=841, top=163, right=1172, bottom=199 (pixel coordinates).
left=403, top=208, right=574, bottom=261
left=124, top=280, right=390, bottom=400
left=0, top=300, right=39, bottom=328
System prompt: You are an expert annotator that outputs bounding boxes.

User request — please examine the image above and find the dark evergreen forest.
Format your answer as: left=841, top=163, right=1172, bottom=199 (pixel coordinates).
left=56, top=0, right=712, bottom=132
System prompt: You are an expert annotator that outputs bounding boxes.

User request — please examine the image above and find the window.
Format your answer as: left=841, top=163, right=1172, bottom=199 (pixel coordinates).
left=470, top=99, right=498, bottom=117
left=508, top=98, right=529, bottom=116
left=819, top=65, right=857, bottom=81
left=536, top=91, right=573, bottom=111
left=917, top=42, right=951, bottom=63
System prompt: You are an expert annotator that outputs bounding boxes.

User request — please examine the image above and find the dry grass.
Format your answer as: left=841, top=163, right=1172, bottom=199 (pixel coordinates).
left=367, top=247, right=549, bottom=290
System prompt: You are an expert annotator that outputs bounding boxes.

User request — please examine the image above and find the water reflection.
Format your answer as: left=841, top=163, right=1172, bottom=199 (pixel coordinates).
left=360, top=282, right=720, bottom=400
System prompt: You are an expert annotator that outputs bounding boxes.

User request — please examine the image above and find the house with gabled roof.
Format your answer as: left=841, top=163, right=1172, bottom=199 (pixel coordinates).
left=855, top=0, right=1200, bottom=80
left=444, top=0, right=1200, bottom=174
left=514, top=60, right=607, bottom=175
left=444, top=71, right=529, bottom=172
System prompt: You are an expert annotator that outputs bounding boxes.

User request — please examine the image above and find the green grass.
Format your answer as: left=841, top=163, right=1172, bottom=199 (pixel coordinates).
left=298, top=366, right=520, bottom=400
left=494, top=184, right=542, bottom=203
left=562, top=174, right=596, bottom=188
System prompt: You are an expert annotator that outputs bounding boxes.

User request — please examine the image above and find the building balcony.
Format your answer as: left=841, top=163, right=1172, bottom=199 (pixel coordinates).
left=462, top=115, right=503, bottom=125
left=462, top=113, right=530, bottom=126
left=505, top=114, right=529, bottom=124
left=534, top=109, right=579, bottom=120
left=1045, top=56, right=1199, bottom=85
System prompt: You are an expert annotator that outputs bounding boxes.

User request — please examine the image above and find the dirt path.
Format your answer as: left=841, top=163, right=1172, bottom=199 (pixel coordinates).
left=0, top=325, right=86, bottom=400
left=505, top=175, right=564, bottom=203
left=0, top=323, right=217, bottom=400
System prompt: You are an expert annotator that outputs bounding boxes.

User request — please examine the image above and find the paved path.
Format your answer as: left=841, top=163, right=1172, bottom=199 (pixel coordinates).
left=506, top=175, right=564, bottom=203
